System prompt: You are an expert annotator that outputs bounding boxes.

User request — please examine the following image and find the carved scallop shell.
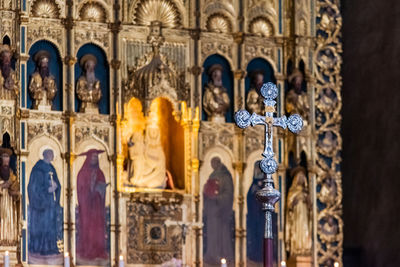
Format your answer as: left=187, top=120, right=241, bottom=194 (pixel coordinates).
left=134, top=0, right=181, bottom=28
left=206, top=14, right=232, bottom=33
left=31, top=0, right=60, bottom=18
left=249, top=17, right=274, bottom=37
left=79, top=2, right=107, bottom=22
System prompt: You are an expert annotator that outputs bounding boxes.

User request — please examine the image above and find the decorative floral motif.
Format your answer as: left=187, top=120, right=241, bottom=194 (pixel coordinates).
left=31, top=0, right=60, bottom=18
left=134, top=0, right=181, bottom=28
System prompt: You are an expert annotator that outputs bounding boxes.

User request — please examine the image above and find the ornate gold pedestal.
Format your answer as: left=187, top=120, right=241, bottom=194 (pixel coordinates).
left=287, top=255, right=313, bottom=267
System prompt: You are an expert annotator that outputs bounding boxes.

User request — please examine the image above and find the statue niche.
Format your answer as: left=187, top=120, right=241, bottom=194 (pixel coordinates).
left=0, top=45, right=18, bottom=100
left=121, top=97, right=185, bottom=190
left=29, top=50, right=58, bottom=110
left=285, top=166, right=312, bottom=262
left=246, top=70, right=265, bottom=114
left=285, top=68, right=310, bottom=123
left=202, top=63, right=230, bottom=123
left=76, top=54, right=102, bottom=113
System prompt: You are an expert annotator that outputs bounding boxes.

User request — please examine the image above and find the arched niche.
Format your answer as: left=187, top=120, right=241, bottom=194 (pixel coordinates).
left=73, top=139, right=111, bottom=265
left=1, top=132, right=17, bottom=173
left=25, top=135, right=64, bottom=264
left=199, top=146, right=235, bottom=266
left=27, top=40, right=63, bottom=111
left=121, top=97, right=185, bottom=190
left=2, top=35, right=11, bottom=45
left=245, top=57, right=276, bottom=96
left=75, top=43, right=110, bottom=114
left=202, top=54, right=234, bottom=123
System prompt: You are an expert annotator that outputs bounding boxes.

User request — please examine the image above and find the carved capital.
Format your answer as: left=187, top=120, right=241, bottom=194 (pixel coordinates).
left=233, top=32, right=244, bottom=44
left=62, top=17, right=75, bottom=30
left=19, top=54, right=30, bottom=61
left=109, top=21, right=122, bottom=34
left=64, top=55, right=77, bottom=66
left=17, top=108, right=29, bottom=119
left=189, top=66, right=202, bottom=76
left=233, top=69, right=246, bottom=80
left=190, top=29, right=201, bottom=40
left=233, top=161, right=246, bottom=173
left=111, top=59, right=121, bottom=70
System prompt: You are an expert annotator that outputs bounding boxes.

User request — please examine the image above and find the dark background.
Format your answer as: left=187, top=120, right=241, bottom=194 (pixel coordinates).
left=342, top=0, right=400, bottom=266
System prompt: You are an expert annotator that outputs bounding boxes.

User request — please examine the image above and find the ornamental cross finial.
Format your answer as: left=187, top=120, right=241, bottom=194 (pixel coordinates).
left=234, top=82, right=303, bottom=267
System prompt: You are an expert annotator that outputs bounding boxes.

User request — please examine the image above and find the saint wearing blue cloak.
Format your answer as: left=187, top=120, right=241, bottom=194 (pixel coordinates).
left=28, top=149, right=61, bottom=256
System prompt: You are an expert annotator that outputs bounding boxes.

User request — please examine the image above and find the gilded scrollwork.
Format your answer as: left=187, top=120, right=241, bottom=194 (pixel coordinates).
left=201, top=41, right=233, bottom=62
left=315, top=0, right=343, bottom=265
left=27, top=122, right=63, bottom=144
left=27, top=24, right=64, bottom=53
left=200, top=122, right=234, bottom=154
left=74, top=28, right=110, bottom=51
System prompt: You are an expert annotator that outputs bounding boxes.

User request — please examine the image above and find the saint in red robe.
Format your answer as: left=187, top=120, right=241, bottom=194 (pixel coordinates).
left=76, top=149, right=109, bottom=261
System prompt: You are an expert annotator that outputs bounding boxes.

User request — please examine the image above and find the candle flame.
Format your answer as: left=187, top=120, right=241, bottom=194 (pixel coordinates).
left=334, top=262, right=339, bottom=267
left=64, top=252, right=69, bottom=257
left=5, top=251, right=9, bottom=256
left=281, top=261, right=286, bottom=266
left=119, top=255, right=124, bottom=261
left=221, top=258, right=226, bottom=264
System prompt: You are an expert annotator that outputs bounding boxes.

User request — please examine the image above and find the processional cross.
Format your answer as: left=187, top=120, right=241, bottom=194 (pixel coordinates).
left=234, top=82, right=303, bottom=267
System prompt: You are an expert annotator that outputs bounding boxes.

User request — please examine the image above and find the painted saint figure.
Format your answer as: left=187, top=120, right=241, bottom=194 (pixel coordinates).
left=76, top=149, right=109, bottom=262
left=76, top=54, right=102, bottom=113
left=203, top=157, right=234, bottom=266
left=203, top=64, right=230, bottom=123
left=29, top=50, right=57, bottom=109
left=28, top=149, right=61, bottom=256
left=0, top=45, right=17, bottom=99
left=0, top=148, right=19, bottom=245
left=246, top=70, right=265, bottom=114
left=285, top=166, right=312, bottom=257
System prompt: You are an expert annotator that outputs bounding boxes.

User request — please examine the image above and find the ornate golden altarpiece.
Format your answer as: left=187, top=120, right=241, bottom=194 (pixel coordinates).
left=0, top=0, right=342, bottom=265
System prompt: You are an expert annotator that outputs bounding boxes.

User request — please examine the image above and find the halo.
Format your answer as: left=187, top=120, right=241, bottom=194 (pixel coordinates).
left=38, top=145, right=56, bottom=160
left=79, top=54, right=97, bottom=67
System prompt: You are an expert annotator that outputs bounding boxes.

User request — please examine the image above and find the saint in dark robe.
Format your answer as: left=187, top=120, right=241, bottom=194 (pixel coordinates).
left=247, top=161, right=278, bottom=266
left=28, top=149, right=61, bottom=256
left=76, top=149, right=109, bottom=262
left=203, top=157, right=234, bottom=266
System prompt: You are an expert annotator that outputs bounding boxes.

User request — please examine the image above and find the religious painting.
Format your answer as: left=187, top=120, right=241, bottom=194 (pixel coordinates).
left=245, top=160, right=278, bottom=267
left=202, top=155, right=235, bottom=266
left=74, top=144, right=111, bottom=266
left=26, top=139, right=64, bottom=265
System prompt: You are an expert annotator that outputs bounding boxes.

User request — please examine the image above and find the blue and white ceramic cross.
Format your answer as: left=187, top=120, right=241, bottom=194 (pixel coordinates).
left=234, top=82, right=303, bottom=267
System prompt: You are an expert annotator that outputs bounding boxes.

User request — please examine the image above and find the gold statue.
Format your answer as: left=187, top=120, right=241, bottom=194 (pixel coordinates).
left=76, top=54, right=102, bottom=113
left=0, top=45, right=18, bottom=100
left=285, top=69, right=310, bottom=121
left=125, top=120, right=168, bottom=189
left=246, top=70, right=265, bottom=114
left=285, top=166, right=312, bottom=256
left=203, top=64, right=230, bottom=123
left=29, top=50, right=57, bottom=110
left=0, top=148, right=19, bottom=246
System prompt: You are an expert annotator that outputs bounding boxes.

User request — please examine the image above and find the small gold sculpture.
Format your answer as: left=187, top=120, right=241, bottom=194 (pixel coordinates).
left=203, top=64, right=230, bottom=123
left=246, top=70, right=265, bottom=114
left=76, top=54, right=102, bottom=113
left=0, top=45, right=18, bottom=100
left=285, top=166, right=312, bottom=257
left=0, top=148, right=19, bottom=246
left=29, top=50, right=57, bottom=110
left=285, top=69, right=310, bottom=122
